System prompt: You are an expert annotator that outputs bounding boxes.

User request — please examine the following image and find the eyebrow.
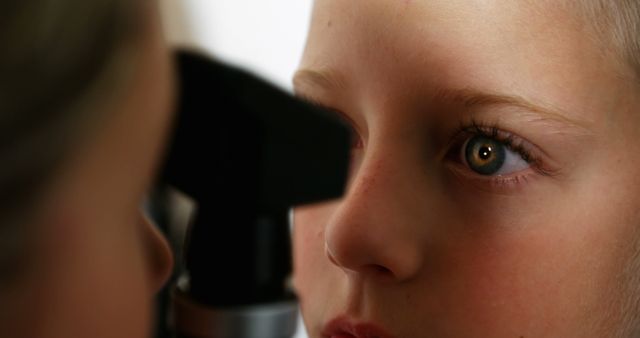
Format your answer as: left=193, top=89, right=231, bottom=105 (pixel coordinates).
left=293, top=68, right=593, bottom=132
left=293, top=69, right=347, bottom=93
left=433, top=88, right=592, bottom=131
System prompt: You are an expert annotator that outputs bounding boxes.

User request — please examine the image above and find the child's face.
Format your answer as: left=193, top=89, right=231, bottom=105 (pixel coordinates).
left=293, top=1, right=640, bottom=337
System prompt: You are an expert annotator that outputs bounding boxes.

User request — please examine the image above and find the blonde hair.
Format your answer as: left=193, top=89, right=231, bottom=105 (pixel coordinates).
left=580, top=0, right=640, bottom=79
left=0, top=0, right=143, bottom=285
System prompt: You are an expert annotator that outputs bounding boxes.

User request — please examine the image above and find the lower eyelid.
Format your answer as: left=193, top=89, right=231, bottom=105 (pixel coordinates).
left=445, top=163, right=538, bottom=194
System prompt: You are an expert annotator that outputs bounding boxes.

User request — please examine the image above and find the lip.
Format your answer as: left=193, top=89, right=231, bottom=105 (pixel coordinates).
left=322, top=316, right=395, bottom=338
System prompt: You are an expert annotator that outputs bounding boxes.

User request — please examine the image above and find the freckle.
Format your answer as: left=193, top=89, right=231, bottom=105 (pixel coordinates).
left=360, top=175, right=375, bottom=194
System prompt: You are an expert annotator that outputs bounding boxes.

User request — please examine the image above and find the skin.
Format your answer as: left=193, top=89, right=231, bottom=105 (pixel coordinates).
left=292, top=0, right=640, bottom=337
left=3, top=3, right=174, bottom=338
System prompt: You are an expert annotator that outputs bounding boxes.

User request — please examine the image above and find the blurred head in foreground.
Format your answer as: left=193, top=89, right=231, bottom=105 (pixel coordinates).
left=0, top=1, right=174, bottom=337
left=292, top=0, right=640, bottom=337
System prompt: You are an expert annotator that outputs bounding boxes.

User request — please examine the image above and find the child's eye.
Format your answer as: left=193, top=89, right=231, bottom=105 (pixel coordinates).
left=462, top=135, right=529, bottom=176
left=443, top=120, right=558, bottom=191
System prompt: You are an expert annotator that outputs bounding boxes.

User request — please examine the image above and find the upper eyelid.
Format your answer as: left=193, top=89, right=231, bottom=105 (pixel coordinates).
left=462, top=125, right=522, bottom=151
left=468, top=129, right=534, bottom=162
left=445, top=120, right=534, bottom=155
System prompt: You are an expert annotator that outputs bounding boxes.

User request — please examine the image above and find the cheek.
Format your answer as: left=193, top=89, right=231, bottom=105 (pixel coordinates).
left=444, top=235, right=588, bottom=333
left=293, top=204, right=327, bottom=290
left=435, top=198, right=640, bottom=336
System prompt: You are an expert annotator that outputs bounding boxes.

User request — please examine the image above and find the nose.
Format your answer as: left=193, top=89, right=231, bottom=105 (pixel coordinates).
left=324, top=155, right=425, bottom=282
left=140, top=213, right=174, bottom=292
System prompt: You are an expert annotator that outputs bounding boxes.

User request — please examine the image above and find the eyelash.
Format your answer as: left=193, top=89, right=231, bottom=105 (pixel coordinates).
left=447, top=119, right=555, bottom=187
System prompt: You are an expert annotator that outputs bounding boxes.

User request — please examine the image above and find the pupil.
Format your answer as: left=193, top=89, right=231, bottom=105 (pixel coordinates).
left=479, top=146, right=492, bottom=160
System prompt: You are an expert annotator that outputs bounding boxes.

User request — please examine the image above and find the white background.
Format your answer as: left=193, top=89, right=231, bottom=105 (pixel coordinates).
left=160, top=0, right=313, bottom=91
left=158, top=1, right=313, bottom=337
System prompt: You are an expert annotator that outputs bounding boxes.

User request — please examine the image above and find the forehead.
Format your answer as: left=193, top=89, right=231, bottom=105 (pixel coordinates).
left=303, top=0, right=583, bottom=72
left=300, top=0, right=631, bottom=126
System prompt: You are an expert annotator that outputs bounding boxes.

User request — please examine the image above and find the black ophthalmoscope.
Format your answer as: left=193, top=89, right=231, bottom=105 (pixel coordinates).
left=155, top=50, right=351, bottom=338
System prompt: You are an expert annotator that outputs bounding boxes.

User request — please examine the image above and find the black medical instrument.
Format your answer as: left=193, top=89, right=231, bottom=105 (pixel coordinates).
left=154, top=50, right=351, bottom=338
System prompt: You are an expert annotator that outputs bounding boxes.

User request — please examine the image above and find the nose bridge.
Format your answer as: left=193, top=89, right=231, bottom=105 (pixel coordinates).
left=324, top=147, right=425, bottom=281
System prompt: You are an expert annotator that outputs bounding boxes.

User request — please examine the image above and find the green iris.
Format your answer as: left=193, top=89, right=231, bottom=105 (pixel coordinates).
left=464, top=135, right=506, bottom=175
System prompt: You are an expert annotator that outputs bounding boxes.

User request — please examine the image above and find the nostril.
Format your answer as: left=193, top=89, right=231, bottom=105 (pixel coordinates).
left=361, top=264, right=394, bottom=279
left=371, top=264, right=392, bottom=275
